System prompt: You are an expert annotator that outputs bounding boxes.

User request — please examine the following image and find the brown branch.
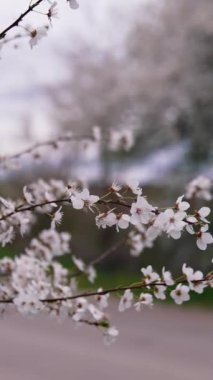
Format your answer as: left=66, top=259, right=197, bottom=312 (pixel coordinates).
left=0, top=198, right=131, bottom=222
left=0, top=277, right=210, bottom=305
left=71, top=237, right=127, bottom=278
left=89, top=238, right=127, bottom=267
left=0, top=0, right=45, bottom=40
left=0, top=134, right=95, bottom=166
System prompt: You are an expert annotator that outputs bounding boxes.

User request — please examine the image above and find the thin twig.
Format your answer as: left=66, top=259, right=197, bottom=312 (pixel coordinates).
left=0, top=134, right=95, bottom=166
left=0, top=0, right=45, bottom=40
left=0, top=198, right=131, bottom=222
left=0, top=277, right=210, bottom=305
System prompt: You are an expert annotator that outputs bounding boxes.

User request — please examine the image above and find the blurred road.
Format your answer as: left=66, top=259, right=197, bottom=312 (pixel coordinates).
left=0, top=305, right=212, bottom=380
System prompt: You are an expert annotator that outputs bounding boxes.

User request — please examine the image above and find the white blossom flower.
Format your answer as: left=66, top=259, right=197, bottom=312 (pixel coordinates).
left=51, top=206, right=63, bottom=229
left=118, top=289, right=133, bottom=312
left=141, top=265, right=160, bottom=284
left=196, top=225, right=213, bottom=250
left=14, top=291, right=44, bottom=315
left=72, top=298, right=88, bottom=321
left=95, top=289, right=109, bottom=310
left=196, top=207, right=211, bottom=223
left=88, top=304, right=104, bottom=321
left=162, top=267, right=174, bottom=286
left=185, top=176, right=212, bottom=201
left=154, top=285, right=166, bottom=300
left=47, top=1, right=58, bottom=23
left=126, top=179, right=142, bottom=196
left=130, top=196, right=153, bottom=225
left=134, top=293, right=153, bottom=311
left=159, top=209, right=186, bottom=239
left=175, top=195, right=190, bottom=211
left=0, top=225, right=15, bottom=247
left=28, top=26, right=49, bottom=48
left=86, top=266, right=96, bottom=283
left=0, top=197, right=15, bottom=212
left=106, top=212, right=130, bottom=232
left=72, top=256, right=85, bottom=272
left=104, top=326, right=119, bottom=345
left=182, top=264, right=206, bottom=293
left=23, top=186, right=34, bottom=205
left=170, top=284, right=190, bottom=305
left=71, top=188, right=99, bottom=210
left=109, top=182, right=122, bottom=197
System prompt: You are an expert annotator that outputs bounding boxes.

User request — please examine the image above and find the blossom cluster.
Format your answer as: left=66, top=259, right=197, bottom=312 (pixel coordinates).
left=0, top=228, right=119, bottom=343
left=118, top=264, right=212, bottom=313
left=0, top=179, right=212, bottom=342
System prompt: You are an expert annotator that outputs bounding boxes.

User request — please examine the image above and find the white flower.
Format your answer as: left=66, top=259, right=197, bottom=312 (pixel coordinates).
left=88, top=304, right=104, bottom=321
left=154, top=285, right=167, bottom=300
left=196, top=207, right=211, bottom=223
left=72, top=256, right=85, bottom=272
left=175, top=195, right=190, bottom=211
left=72, top=298, right=88, bottom=321
left=104, top=326, right=119, bottom=345
left=162, top=267, right=174, bottom=286
left=86, top=266, right=96, bottom=283
left=23, top=186, right=35, bottom=204
left=196, top=225, right=213, bottom=250
left=170, top=284, right=190, bottom=305
left=185, top=176, right=212, bottom=201
left=111, top=213, right=130, bottom=232
left=95, top=212, right=112, bottom=229
left=141, top=265, right=160, bottom=284
left=130, top=196, right=153, bottom=225
left=95, top=289, right=109, bottom=310
left=0, top=226, right=15, bottom=247
left=51, top=206, right=63, bottom=229
left=0, top=197, right=15, bottom=212
left=14, top=291, right=44, bottom=315
left=182, top=264, right=206, bottom=294
left=28, top=26, right=49, bottom=49
left=71, top=188, right=99, bottom=210
left=109, top=182, right=122, bottom=197
left=118, top=289, right=133, bottom=312
left=126, top=179, right=142, bottom=196
left=67, top=0, right=79, bottom=9
left=160, top=209, right=186, bottom=239
left=47, top=1, right=58, bottom=23
left=134, top=293, right=153, bottom=311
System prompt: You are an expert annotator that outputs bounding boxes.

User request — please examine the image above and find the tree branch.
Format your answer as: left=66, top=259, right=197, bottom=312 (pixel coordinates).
left=0, top=276, right=211, bottom=305
left=0, top=0, right=45, bottom=40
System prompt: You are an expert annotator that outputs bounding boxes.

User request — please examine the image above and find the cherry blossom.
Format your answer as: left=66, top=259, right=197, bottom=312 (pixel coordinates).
left=71, top=188, right=99, bottom=210
left=182, top=264, right=206, bottom=294
left=118, top=289, right=133, bottom=312
left=134, top=293, right=153, bottom=311
left=141, top=265, right=160, bottom=284
left=170, top=284, right=190, bottom=305
left=196, top=225, right=213, bottom=250
left=130, top=196, right=153, bottom=225
left=185, top=176, right=212, bottom=201
left=28, top=26, right=49, bottom=49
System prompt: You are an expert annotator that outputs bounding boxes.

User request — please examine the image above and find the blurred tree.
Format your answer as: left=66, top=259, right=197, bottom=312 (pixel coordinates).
left=49, top=0, right=213, bottom=165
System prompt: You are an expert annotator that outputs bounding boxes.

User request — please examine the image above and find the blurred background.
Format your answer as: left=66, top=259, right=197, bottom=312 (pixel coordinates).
left=0, top=0, right=212, bottom=296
